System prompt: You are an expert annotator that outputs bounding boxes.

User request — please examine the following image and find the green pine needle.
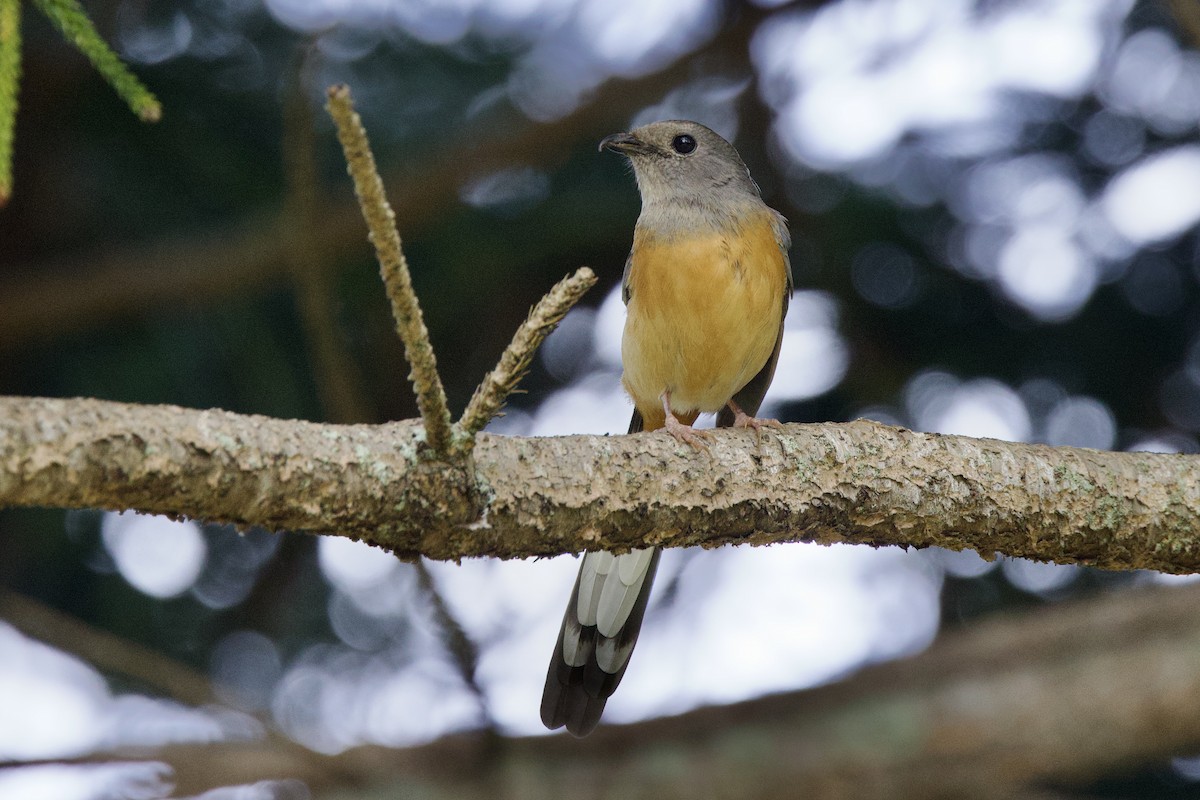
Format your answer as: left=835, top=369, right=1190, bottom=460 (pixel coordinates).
left=0, top=0, right=20, bottom=205
left=33, top=0, right=161, bottom=122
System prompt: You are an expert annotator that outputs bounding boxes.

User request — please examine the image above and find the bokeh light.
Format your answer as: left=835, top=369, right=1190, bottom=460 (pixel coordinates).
left=1043, top=396, right=1116, bottom=450
left=0, top=623, right=253, bottom=763
left=211, top=631, right=284, bottom=711
left=0, top=624, right=109, bottom=760
left=909, top=373, right=1031, bottom=441
left=764, top=291, right=850, bottom=409
left=851, top=243, right=922, bottom=309
left=1104, top=146, right=1200, bottom=244
left=0, top=763, right=173, bottom=800
left=460, top=167, right=551, bottom=215
left=928, top=547, right=998, bottom=580
left=317, top=535, right=401, bottom=594
left=757, top=0, right=1117, bottom=169
left=1001, top=557, right=1081, bottom=597
left=101, top=512, right=206, bottom=599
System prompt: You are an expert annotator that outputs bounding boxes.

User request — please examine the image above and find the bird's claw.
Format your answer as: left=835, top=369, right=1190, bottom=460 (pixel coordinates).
left=663, top=413, right=712, bottom=452
left=729, top=403, right=782, bottom=443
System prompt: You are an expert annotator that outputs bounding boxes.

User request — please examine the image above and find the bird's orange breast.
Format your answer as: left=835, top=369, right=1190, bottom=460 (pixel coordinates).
left=621, top=211, right=788, bottom=429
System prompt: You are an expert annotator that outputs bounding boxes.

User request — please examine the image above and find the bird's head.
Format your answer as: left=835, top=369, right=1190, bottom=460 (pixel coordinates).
left=599, top=120, right=762, bottom=213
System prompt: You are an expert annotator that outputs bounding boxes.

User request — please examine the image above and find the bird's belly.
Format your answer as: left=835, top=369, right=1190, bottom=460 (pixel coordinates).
left=621, top=228, right=785, bottom=419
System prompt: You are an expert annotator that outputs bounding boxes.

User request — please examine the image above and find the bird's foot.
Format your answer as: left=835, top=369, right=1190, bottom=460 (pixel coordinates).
left=660, top=392, right=710, bottom=451
left=728, top=401, right=782, bottom=442
left=663, top=412, right=712, bottom=451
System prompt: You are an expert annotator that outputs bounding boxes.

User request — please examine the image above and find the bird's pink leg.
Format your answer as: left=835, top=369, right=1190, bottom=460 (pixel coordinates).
left=727, top=399, right=783, bottom=441
left=661, top=392, right=711, bottom=450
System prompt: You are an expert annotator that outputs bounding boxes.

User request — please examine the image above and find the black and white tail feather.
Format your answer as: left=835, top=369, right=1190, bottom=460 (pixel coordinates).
left=540, top=411, right=661, bottom=737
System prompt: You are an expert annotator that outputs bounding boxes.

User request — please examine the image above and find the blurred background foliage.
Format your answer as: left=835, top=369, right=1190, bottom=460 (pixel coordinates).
left=5, top=0, right=1200, bottom=797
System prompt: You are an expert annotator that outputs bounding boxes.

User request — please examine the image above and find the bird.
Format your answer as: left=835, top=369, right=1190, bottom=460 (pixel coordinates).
left=539, top=120, right=792, bottom=737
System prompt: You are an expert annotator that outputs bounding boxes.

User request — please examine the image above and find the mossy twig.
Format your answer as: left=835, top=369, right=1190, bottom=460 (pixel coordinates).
left=324, top=84, right=453, bottom=455
left=33, top=0, right=161, bottom=122
left=0, top=0, right=20, bottom=205
left=456, top=267, right=597, bottom=445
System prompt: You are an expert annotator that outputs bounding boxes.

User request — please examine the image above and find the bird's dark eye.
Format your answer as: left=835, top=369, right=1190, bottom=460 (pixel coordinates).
left=671, top=134, right=697, bottom=155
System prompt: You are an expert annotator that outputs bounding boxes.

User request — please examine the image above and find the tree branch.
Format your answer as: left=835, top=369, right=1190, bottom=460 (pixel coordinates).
left=0, top=590, right=348, bottom=783
left=64, top=582, right=1200, bottom=798
left=0, top=591, right=218, bottom=707
left=2, top=395, right=1198, bottom=571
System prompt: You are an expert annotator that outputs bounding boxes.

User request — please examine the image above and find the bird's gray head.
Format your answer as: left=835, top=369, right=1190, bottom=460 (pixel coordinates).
left=599, top=120, right=763, bottom=220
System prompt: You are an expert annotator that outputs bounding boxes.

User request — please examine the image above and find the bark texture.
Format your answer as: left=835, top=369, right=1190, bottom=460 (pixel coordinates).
left=2, top=395, right=1199, bottom=571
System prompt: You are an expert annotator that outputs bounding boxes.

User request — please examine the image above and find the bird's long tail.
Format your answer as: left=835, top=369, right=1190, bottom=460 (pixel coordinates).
left=539, top=409, right=661, bottom=737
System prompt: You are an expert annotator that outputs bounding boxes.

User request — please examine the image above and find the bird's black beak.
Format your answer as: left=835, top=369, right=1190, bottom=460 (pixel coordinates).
left=599, top=132, right=651, bottom=155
